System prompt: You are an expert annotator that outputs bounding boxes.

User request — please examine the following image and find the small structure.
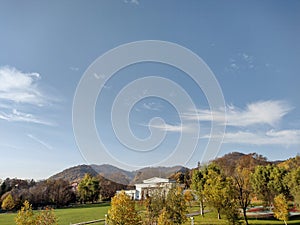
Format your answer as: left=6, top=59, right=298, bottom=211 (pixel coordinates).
left=120, top=177, right=176, bottom=200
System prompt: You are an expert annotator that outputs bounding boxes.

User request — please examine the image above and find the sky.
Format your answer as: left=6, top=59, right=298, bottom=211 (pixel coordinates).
left=0, top=0, right=299, bottom=180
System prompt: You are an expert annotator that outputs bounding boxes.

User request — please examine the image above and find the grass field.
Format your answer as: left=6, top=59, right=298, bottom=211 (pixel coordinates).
left=0, top=203, right=110, bottom=225
left=0, top=203, right=300, bottom=225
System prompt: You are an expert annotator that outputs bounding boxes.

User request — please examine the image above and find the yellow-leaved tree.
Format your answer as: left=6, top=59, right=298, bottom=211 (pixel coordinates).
left=273, top=194, right=289, bottom=225
left=107, top=191, right=141, bottom=225
left=15, top=201, right=57, bottom=225
left=1, top=193, right=15, bottom=211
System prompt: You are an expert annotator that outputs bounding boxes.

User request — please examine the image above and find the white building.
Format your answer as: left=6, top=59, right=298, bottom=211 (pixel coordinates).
left=121, top=177, right=176, bottom=200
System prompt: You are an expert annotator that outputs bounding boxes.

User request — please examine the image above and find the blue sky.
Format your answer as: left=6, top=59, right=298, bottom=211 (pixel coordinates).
left=0, top=0, right=299, bottom=180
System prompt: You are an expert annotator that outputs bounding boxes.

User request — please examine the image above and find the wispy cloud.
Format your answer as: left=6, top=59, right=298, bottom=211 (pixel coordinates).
left=184, top=100, right=291, bottom=127
left=124, top=0, right=139, bottom=5
left=0, top=66, right=44, bottom=105
left=202, top=129, right=300, bottom=146
left=69, top=66, right=79, bottom=72
left=142, top=102, right=163, bottom=111
left=226, top=52, right=255, bottom=72
left=0, top=66, right=56, bottom=126
left=27, top=134, right=53, bottom=150
left=0, top=109, right=54, bottom=126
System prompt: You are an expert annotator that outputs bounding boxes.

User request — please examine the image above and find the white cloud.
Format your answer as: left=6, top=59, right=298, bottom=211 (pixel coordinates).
left=0, top=66, right=55, bottom=126
left=69, top=66, right=79, bottom=71
left=184, top=100, right=291, bottom=127
left=202, top=129, right=300, bottom=146
left=0, top=66, right=44, bottom=105
left=149, top=123, right=183, bottom=132
left=124, top=0, right=139, bottom=5
left=142, top=102, right=162, bottom=111
left=226, top=52, right=255, bottom=72
left=0, top=109, right=54, bottom=126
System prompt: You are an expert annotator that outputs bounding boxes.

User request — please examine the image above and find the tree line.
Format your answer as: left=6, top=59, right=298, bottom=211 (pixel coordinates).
left=192, top=153, right=300, bottom=225
left=0, top=173, right=129, bottom=211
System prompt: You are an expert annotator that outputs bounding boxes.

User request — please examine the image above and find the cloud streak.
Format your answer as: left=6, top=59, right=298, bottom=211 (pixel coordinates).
left=0, top=109, right=54, bottom=126
left=202, top=129, right=300, bottom=146
left=184, top=100, right=291, bottom=127
left=27, top=134, right=53, bottom=150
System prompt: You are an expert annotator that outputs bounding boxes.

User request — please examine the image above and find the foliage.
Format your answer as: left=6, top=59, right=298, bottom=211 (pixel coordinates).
left=108, top=191, right=141, bottom=225
left=164, top=187, right=187, bottom=224
left=191, top=167, right=208, bottom=216
left=233, top=155, right=255, bottom=225
left=1, top=193, right=15, bottom=211
left=157, top=207, right=172, bottom=225
left=78, top=174, right=100, bottom=203
left=203, top=165, right=228, bottom=220
left=251, top=165, right=288, bottom=207
left=35, top=208, right=57, bottom=225
left=15, top=201, right=57, bottom=225
left=15, top=201, right=35, bottom=225
left=285, top=167, right=300, bottom=208
left=143, top=189, right=165, bottom=225
left=273, top=194, right=289, bottom=225
left=183, top=190, right=194, bottom=207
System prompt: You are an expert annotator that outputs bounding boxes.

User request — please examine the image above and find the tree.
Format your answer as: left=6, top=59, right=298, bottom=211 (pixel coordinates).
left=1, top=193, right=15, bottom=211
left=273, top=194, right=289, bottom=225
left=143, top=189, right=165, bottom=225
left=164, top=187, right=187, bottom=224
left=157, top=207, right=172, bottom=225
left=183, top=190, right=194, bottom=208
left=233, top=155, right=256, bottom=225
left=107, top=191, right=141, bottom=225
left=15, top=201, right=35, bottom=225
left=15, top=201, right=57, bottom=225
left=78, top=174, right=100, bottom=203
left=191, top=168, right=207, bottom=216
left=35, top=208, right=57, bottom=225
left=251, top=165, right=288, bottom=207
left=285, top=167, right=300, bottom=209
left=203, top=165, right=227, bottom=220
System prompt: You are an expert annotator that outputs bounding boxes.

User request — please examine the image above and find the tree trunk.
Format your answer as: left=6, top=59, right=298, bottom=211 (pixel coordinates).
left=200, top=201, right=204, bottom=217
left=243, top=207, right=249, bottom=225
left=217, top=210, right=221, bottom=220
left=284, top=220, right=287, bottom=225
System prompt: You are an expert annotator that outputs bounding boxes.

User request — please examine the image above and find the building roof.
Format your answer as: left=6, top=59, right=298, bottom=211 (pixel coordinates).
left=142, top=177, right=175, bottom=184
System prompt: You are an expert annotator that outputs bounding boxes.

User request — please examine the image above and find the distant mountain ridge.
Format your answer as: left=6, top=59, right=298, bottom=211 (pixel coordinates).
left=49, top=164, right=188, bottom=185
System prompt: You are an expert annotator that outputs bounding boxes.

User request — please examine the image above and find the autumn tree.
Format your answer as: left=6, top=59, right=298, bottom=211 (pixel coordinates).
left=15, top=201, right=35, bottom=225
left=251, top=165, right=288, bottom=207
left=157, top=207, right=172, bottom=225
left=15, top=201, right=57, bottom=225
left=285, top=167, right=300, bottom=209
left=35, top=208, right=57, bottom=225
left=78, top=174, right=100, bottom=203
left=202, top=164, right=227, bottom=220
left=143, top=189, right=165, bottom=225
left=1, top=193, right=15, bottom=211
left=164, top=187, right=187, bottom=224
left=273, top=194, right=289, bottom=225
left=191, top=167, right=208, bottom=216
left=107, top=191, right=141, bottom=225
left=183, top=190, right=194, bottom=208
left=233, top=155, right=257, bottom=225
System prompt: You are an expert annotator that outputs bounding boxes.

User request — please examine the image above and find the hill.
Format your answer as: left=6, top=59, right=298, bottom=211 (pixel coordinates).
left=50, top=164, right=188, bottom=185
left=49, top=165, right=98, bottom=183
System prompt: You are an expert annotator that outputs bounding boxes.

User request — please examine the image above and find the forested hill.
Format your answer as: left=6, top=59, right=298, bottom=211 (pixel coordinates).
left=49, top=164, right=188, bottom=185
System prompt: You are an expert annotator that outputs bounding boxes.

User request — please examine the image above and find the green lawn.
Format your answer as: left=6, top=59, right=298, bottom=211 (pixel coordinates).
left=0, top=203, right=110, bottom=225
left=184, top=210, right=300, bottom=225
